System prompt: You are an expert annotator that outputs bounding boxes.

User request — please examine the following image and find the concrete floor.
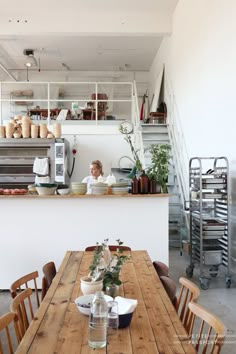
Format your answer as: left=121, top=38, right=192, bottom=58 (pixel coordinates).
left=169, top=248, right=236, bottom=354
left=0, top=248, right=235, bottom=353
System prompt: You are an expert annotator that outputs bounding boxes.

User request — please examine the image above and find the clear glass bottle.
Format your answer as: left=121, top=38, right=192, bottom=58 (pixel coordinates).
left=88, top=291, right=108, bottom=349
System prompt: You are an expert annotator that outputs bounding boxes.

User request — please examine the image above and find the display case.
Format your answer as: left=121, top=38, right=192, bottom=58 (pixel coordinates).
left=186, top=157, right=231, bottom=289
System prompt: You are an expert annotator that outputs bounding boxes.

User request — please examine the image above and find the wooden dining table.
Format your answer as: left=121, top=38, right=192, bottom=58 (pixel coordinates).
left=16, top=250, right=196, bottom=353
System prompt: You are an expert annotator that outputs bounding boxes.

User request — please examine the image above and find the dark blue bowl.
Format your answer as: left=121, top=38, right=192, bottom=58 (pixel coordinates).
left=118, top=312, right=133, bottom=328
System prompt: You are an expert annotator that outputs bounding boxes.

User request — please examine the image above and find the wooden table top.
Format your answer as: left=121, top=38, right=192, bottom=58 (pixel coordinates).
left=16, top=251, right=196, bottom=354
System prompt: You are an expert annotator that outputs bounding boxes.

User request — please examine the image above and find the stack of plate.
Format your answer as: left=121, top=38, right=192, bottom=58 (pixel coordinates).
left=91, top=182, right=108, bottom=195
left=71, top=182, right=87, bottom=195
left=111, top=182, right=129, bottom=195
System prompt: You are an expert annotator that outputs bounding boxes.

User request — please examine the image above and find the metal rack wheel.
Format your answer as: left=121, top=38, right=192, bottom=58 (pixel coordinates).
left=199, top=277, right=210, bottom=290
left=186, top=265, right=194, bottom=278
left=225, top=277, right=231, bottom=288
left=209, top=265, right=218, bottom=278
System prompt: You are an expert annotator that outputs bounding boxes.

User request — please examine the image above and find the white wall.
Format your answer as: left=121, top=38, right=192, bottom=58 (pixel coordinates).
left=149, top=0, right=236, bottom=166
left=59, top=124, right=134, bottom=182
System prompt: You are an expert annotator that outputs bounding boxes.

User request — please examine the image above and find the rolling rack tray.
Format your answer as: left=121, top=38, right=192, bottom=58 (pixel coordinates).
left=186, top=157, right=232, bottom=289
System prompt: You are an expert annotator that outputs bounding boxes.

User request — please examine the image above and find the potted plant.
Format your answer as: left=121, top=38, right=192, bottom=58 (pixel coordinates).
left=119, top=123, right=143, bottom=178
left=81, top=239, right=130, bottom=296
left=146, top=144, right=171, bottom=193
left=102, top=239, right=130, bottom=296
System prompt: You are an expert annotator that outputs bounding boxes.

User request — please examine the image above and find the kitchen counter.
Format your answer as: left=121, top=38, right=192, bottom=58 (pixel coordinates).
left=0, top=193, right=169, bottom=289
left=0, top=193, right=167, bottom=198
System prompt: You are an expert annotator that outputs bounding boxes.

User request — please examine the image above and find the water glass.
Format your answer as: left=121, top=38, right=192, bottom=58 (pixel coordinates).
left=107, top=301, right=119, bottom=328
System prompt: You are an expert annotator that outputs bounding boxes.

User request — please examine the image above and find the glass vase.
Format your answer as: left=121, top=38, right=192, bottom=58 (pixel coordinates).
left=105, top=284, right=119, bottom=299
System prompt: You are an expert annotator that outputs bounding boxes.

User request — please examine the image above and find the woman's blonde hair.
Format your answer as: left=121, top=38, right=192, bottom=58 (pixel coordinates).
left=91, top=160, right=104, bottom=175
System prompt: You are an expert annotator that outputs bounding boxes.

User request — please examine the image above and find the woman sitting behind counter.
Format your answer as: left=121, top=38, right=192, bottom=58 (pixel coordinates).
left=82, top=160, right=104, bottom=194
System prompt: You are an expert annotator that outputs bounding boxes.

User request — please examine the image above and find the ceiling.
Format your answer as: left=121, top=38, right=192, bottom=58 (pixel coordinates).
left=0, top=0, right=178, bottom=79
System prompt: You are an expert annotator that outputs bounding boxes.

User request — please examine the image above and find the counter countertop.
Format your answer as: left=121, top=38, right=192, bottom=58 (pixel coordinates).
left=0, top=193, right=168, bottom=198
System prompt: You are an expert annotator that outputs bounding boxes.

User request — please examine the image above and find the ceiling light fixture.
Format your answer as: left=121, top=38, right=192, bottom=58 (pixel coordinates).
left=23, top=49, right=38, bottom=67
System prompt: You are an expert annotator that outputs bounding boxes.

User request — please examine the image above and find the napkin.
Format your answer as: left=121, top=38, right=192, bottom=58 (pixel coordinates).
left=33, top=157, right=49, bottom=175
left=114, top=296, right=138, bottom=315
left=35, top=175, right=50, bottom=184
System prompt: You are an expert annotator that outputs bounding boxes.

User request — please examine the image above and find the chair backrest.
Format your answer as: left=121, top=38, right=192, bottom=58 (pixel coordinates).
left=175, top=277, right=200, bottom=329
left=0, top=312, right=22, bottom=354
left=187, top=302, right=226, bottom=353
left=160, top=276, right=177, bottom=306
left=153, top=261, right=169, bottom=277
left=10, top=288, right=34, bottom=338
left=85, top=245, right=131, bottom=252
left=10, top=271, right=40, bottom=309
left=41, top=261, right=57, bottom=300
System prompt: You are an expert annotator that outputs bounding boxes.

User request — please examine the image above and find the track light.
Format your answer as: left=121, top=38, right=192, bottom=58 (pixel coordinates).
left=23, top=49, right=38, bottom=67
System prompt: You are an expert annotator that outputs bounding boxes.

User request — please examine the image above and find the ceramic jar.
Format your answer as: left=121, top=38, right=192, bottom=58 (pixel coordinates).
left=53, top=123, right=61, bottom=138
left=31, top=125, right=39, bottom=138
left=39, top=124, right=48, bottom=138
left=22, top=122, right=30, bottom=138
left=0, top=126, right=5, bottom=138
left=5, top=122, right=14, bottom=138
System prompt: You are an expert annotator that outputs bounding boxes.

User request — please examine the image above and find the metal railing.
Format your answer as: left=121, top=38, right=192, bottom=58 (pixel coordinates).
left=0, top=81, right=134, bottom=125
left=132, top=81, right=145, bottom=168
left=165, top=77, right=190, bottom=231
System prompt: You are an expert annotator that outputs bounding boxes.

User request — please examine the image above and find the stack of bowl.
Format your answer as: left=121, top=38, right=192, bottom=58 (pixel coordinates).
left=111, top=182, right=129, bottom=195
left=91, top=182, right=108, bottom=195
left=71, top=182, right=87, bottom=195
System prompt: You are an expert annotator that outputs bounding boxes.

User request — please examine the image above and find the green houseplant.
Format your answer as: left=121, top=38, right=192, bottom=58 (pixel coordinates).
left=146, top=144, right=171, bottom=193
left=119, top=124, right=143, bottom=178
left=102, top=239, right=130, bottom=290
left=81, top=239, right=130, bottom=296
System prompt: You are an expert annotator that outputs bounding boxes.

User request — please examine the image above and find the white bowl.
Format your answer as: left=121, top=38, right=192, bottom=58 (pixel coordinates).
left=57, top=188, right=70, bottom=195
left=75, top=294, right=113, bottom=316
left=35, top=186, right=57, bottom=195
left=71, top=190, right=86, bottom=195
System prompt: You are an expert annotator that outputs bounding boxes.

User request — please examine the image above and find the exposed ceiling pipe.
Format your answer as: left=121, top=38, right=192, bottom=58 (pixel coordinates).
left=0, top=62, right=17, bottom=81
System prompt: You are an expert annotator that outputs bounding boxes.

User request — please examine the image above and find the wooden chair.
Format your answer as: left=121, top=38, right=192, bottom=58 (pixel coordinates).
left=41, top=261, right=57, bottom=300
left=186, top=302, right=226, bottom=353
left=160, top=276, right=177, bottom=306
left=176, top=277, right=200, bottom=328
left=153, top=261, right=169, bottom=277
left=0, top=312, right=22, bottom=354
left=160, top=276, right=200, bottom=329
left=10, top=271, right=40, bottom=309
left=10, top=288, right=34, bottom=338
left=85, top=245, right=131, bottom=252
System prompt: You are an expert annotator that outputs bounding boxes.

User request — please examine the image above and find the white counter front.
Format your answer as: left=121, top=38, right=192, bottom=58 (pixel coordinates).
left=0, top=194, right=169, bottom=289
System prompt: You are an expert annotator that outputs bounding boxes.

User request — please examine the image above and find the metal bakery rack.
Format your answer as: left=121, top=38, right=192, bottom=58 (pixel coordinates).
left=186, top=156, right=232, bottom=290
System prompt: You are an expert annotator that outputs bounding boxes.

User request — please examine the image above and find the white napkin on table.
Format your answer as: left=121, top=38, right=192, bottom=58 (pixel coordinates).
left=33, top=157, right=49, bottom=175
left=114, top=296, right=138, bottom=315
